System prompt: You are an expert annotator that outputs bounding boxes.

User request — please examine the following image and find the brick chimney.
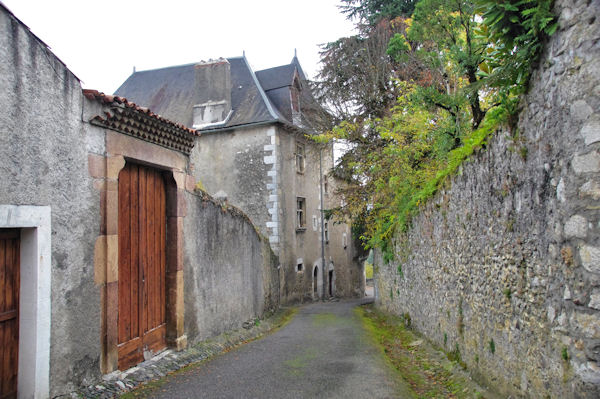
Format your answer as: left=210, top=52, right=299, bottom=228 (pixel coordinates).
left=192, top=58, right=232, bottom=129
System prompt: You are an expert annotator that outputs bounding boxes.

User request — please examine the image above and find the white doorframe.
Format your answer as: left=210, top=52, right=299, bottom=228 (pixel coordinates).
left=0, top=205, right=51, bottom=399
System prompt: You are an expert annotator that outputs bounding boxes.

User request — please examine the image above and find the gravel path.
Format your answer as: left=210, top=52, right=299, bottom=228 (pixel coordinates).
left=147, top=298, right=411, bottom=398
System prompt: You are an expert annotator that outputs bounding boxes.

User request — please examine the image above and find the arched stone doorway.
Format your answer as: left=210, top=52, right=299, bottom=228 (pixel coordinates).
left=328, top=262, right=335, bottom=297
left=313, top=266, right=318, bottom=298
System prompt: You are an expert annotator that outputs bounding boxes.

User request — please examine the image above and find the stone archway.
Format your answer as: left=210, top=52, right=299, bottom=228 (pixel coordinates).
left=328, top=262, right=335, bottom=297
left=313, top=266, right=318, bottom=299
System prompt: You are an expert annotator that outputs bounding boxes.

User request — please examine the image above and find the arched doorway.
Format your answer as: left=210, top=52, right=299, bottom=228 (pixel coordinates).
left=328, top=262, right=335, bottom=297
left=313, top=266, right=318, bottom=298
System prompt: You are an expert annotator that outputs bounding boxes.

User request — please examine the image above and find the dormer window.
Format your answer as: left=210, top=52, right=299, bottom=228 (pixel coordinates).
left=291, top=75, right=302, bottom=126
left=291, top=85, right=300, bottom=113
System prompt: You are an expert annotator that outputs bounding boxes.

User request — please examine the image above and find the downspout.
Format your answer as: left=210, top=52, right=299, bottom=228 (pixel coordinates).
left=319, top=146, right=326, bottom=300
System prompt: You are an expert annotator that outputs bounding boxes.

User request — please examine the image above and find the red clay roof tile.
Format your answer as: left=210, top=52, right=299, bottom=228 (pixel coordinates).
left=83, top=89, right=198, bottom=136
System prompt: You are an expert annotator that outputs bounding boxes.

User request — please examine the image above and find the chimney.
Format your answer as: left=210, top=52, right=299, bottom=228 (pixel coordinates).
left=192, top=58, right=232, bottom=129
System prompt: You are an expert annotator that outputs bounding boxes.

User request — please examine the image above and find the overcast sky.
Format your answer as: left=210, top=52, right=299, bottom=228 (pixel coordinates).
left=3, top=0, right=356, bottom=93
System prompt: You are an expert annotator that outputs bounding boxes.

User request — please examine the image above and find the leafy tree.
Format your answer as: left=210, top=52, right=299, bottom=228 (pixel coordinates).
left=389, top=0, right=490, bottom=131
left=340, top=0, right=418, bottom=26
left=475, top=0, right=557, bottom=107
left=314, top=0, right=556, bottom=252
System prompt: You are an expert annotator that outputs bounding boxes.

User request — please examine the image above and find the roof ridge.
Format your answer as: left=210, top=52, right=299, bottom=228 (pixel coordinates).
left=241, top=55, right=279, bottom=122
left=131, top=56, right=246, bottom=75
left=129, top=62, right=198, bottom=74
left=255, top=63, right=295, bottom=75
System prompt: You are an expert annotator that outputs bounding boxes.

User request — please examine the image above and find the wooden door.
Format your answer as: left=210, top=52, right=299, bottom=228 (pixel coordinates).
left=0, top=229, right=19, bottom=399
left=118, top=164, right=167, bottom=370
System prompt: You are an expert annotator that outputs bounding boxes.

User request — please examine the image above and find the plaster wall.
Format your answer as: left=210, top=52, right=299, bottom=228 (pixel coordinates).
left=189, top=125, right=272, bottom=238
left=375, top=1, right=600, bottom=397
left=324, top=180, right=365, bottom=299
left=0, top=7, right=103, bottom=396
left=0, top=5, right=282, bottom=396
left=277, top=130, right=362, bottom=302
left=183, top=193, right=279, bottom=343
left=277, top=129, right=323, bottom=302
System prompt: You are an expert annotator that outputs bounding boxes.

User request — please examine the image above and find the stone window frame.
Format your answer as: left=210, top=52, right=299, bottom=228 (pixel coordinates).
left=91, top=130, right=191, bottom=374
left=295, top=142, right=305, bottom=174
left=296, top=197, right=306, bottom=231
left=290, top=74, right=302, bottom=126
left=296, top=258, right=304, bottom=273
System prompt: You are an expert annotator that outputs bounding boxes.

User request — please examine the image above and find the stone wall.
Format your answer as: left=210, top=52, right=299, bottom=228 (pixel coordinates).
left=374, top=0, right=600, bottom=397
left=183, top=192, right=280, bottom=343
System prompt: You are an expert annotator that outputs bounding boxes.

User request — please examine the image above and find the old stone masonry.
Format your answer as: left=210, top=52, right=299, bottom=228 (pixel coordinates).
left=375, top=0, right=600, bottom=398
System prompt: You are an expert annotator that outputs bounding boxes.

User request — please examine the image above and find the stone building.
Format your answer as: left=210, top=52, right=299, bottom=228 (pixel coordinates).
left=0, top=4, right=279, bottom=396
left=115, top=55, right=365, bottom=303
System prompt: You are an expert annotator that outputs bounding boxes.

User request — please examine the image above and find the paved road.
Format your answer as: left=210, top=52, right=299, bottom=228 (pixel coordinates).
left=149, top=298, right=411, bottom=398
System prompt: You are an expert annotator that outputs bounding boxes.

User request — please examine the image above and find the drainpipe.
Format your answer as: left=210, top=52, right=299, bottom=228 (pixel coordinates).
left=319, top=146, right=326, bottom=300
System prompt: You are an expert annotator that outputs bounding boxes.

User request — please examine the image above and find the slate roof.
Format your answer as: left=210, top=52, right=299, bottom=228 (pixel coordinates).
left=114, top=55, right=315, bottom=134
left=116, top=56, right=288, bottom=132
left=255, top=64, right=297, bottom=91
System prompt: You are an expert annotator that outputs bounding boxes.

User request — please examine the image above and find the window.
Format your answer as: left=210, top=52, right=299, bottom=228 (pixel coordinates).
left=323, top=179, right=328, bottom=195
left=295, top=142, right=305, bottom=173
left=324, top=221, right=329, bottom=244
left=297, top=258, right=304, bottom=272
left=291, top=85, right=300, bottom=113
left=296, top=197, right=306, bottom=229
left=342, top=232, right=347, bottom=249
left=291, top=76, right=302, bottom=126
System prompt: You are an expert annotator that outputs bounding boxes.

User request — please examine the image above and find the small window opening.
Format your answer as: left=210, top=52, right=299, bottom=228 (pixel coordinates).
left=324, top=221, right=329, bottom=244
left=291, top=76, right=302, bottom=126
left=313, top=266, right=318, bottom=296
left=295, top=142, right=305, bottom=173
left=296, top=197, right=306, bottom=229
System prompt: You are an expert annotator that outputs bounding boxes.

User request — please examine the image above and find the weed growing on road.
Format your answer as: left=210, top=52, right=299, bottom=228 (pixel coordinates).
left=357, top=304, right=490, bottom=398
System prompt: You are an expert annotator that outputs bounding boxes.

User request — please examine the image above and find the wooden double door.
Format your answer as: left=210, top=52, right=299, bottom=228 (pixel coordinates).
left=118, top=163, right=167, bottom=370
left=0, top=229, right=19, bottom=399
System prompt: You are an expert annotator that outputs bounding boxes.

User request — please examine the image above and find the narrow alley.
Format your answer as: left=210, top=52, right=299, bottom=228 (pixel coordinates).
left=130, top=299, right=410, bottom=399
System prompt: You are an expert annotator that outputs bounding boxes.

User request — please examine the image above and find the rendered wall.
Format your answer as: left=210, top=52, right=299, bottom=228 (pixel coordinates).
left=0, top=7, right=103, bottom=396
left=191, top=124, right=362, bottom=304
left=189, top=126, right=272, bottom=239
left=375, top=1, right=600, bottom=397
left=183, top=193, right=279, bottom=342
left=277, top=129, right=363, bottom=302
left=1, top=5, right=282, bottom=396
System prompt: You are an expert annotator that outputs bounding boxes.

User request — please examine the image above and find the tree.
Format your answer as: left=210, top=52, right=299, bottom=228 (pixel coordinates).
left=339, top=0, right=418, bottom=26
left=314, top=0, right=556, bottom=251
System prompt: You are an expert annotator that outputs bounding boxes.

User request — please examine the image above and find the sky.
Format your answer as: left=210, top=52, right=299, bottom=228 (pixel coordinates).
left=2, top=0, right=356, bottom=93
